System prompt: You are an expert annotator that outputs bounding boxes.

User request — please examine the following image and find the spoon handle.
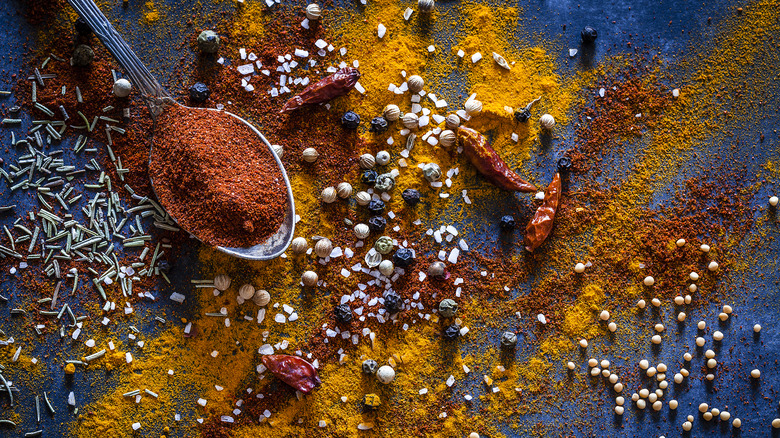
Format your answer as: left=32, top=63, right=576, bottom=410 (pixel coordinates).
left=66, top=0, right=171, bottom=108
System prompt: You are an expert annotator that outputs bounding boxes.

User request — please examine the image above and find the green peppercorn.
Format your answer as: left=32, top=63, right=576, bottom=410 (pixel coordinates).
left=374, top=236, right=394, bottom=255
left=72, top=45, right=95, bottom=67
left=197, top=30, right=221, bottom=54
left=438, top=299, right=458, bottom=318
left=374, top=173, right=395, bottom=192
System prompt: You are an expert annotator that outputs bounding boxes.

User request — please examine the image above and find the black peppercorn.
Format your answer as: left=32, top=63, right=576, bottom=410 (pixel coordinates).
left=581, top=26, right=598, bottom=44
left=392, top=248, right=414, bottom=268
left=401, top=189, right=421, bottom=206
left=341, top=111, right=360, bottom=130
left=74, top=18, right=92, bottom=36
left=444, top=324, right=461, bottom=339
left=499, top=215, right=516, bottom=230
left=188, top=82, right=211, bottom=104
left=514, top=108, right=531, bottom=122
left=334, top=304, right=352, bottom=323
left=367, top=199, right=385, bottom=215
left=383, top=291, right=403, bottom=314
left=557, top=156, right=572, bottom=173
left=369, top=116, right=389, bottom=133
left=361, top=170, right=378, bottom=185
left=368, top=216, right=386, bottom=232
left=157, top=260, right=171, bottom=274
left=362, top=359, right=379, bottom=374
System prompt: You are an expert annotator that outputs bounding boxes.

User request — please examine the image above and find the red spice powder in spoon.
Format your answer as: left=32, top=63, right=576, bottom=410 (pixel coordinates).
left=150, top=105, right=286, bottom=248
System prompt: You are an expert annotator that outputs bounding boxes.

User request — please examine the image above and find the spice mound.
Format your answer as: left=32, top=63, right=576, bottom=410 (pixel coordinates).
left=150, top=106, right=286, bottom=248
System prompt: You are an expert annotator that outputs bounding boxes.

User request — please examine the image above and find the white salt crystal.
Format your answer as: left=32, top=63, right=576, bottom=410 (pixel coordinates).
left=377, top=24, right=387, bottom=38
left=471, top=52, right=482, bottom=63
left=275, top=314, right=287, bottom=323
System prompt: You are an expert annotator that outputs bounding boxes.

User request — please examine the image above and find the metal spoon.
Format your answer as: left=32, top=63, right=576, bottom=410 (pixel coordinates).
left=67, top=0, right=296, bottom=260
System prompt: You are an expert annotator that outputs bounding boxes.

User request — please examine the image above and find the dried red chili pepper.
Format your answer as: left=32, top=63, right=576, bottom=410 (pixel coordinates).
left=524, top=172, right=562, bottom=252
left=261, top=354, right=321, bottom=394
left=280, top=67, right=361, bottom=113
left=456, top=127, right=537, bottom=193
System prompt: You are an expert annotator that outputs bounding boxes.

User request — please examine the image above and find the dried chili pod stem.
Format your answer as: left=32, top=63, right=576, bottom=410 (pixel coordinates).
left=524, top=172, right=562, bottom=252
left=261, top=354, right=321, bottom=394
left=456, top=127, right=536, bottom=193
left=280, top=67, right=361, bottom=113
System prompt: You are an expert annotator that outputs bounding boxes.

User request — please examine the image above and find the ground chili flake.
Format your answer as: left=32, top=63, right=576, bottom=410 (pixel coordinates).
left=150, top=105, right=286, bottom=248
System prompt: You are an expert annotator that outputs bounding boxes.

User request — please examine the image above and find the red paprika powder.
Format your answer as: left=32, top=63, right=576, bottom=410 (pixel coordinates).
left=150, top=105, right=286, bottom=248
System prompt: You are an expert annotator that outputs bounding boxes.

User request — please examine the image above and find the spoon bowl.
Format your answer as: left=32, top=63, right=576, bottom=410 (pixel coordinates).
left=68, top=0, right=295, bottom=260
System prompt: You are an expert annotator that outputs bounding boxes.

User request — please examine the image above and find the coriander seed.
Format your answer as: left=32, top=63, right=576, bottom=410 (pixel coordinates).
left=253, top=289, right=271, bottom=306
left=355, top=191, right=371, bottom=206
left=464, top=99, right=482, bottom=115
left=354, top=223, right=370, bottom=239
left=321, top=186, right=337, bottom=203
left=302, top=271, right=318, bottom=286
left=407, top=75, right=424, bottom=92
left=337, top=182, right=352, bottom=198
left=305, top=3, right=322, bottom=20
left=401, top=113, right=419, bottom=129
left=214, top=274, right=231, bottom=291
left=314, top=238, right=333, bottom=258
left=445, top=114, right=461, bottom=130
left=238, top=284, right=255, bottom=300
left=359, top=154, right=376, bottom=169
left=291, top=237, right=308, bottom=254
left=302, top=147, right=319, bottom=163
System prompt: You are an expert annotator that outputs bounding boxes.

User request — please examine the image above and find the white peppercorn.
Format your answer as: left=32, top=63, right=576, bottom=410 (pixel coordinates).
left=439, top=130, right=456, bottom=148
left=253, top=289, right=271, bottom=306
left=314, top=238, right=333, bottom=258
left=337, top=182, right=352, bottom=198
left=238, top=284, right=255, bottom=300
left=376, top=365, right=395, bottom=384
left=112, top=79, right=132, bottom=98
left=321, top=186, right=337, bottom=203
left=378, top=260, right=394, bottom=276
left=355, top=191, right=371, bottom=206
left=359, top=153, right=376, bottom=169
left=302, top=147, right=319, bottom=163
left=407, top=75, right=424, bottom=93
left=375, top=150, right=390, bottom=165
left=382, top=104, right=401, bottom=121
left=302, top=270, right=318, bottom=286
left=401, top=113, right=419, bottom=129
left=539, top=114, right=555, bottom=129
left=305, top=3, right=322, bottom=20
left=290, top=237, right=308, bottom=254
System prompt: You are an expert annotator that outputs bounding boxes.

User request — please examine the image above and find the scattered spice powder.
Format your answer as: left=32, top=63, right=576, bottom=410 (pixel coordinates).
left=150, top=105, right=287, bottom=248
